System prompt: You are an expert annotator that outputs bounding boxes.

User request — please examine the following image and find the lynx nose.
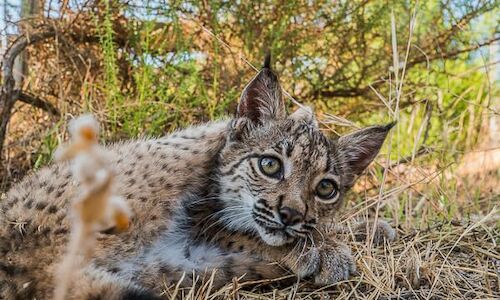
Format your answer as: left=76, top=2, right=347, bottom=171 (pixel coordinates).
left=279, top=207, right=303, bottom=226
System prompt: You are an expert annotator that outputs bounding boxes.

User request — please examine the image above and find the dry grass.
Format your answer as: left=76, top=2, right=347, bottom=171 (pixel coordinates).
left=152, top=210, right=499, bottom=299
left=1, top=2, right=499, bottom=299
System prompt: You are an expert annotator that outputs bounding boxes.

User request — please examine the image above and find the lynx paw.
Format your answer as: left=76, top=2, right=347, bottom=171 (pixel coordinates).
left=313, top=243, right=356, bottom=285
left=354, top=219, right=397, bottom=245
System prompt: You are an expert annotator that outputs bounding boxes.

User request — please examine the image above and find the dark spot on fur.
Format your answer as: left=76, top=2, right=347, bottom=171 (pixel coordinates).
left=0, top=262, right=27, bottom=276
left=47, top=205, right=58, bottom=214
left=4, top=200, right=15, bottom=208
left=140, top=197, right=147, bottom=203
left=108, top=266, right=121, bottom=273
left=46, top=185, right=55, bottom=194
left=35, top=201, right=48, bottom=210
left=24, top=198, right=33, bottom=209
left=239, top=245, right=245, bottom=251
left=55, top=190, right=64, bottom=198
left=125, top=170, right=133, bottom=176
left=128, top=179, right=136, bottom=186
left=58, top=182, right=68, bottom=190
left=100, top=226, right=117, bottom=235
left=54, top=228, right=68, bottom=235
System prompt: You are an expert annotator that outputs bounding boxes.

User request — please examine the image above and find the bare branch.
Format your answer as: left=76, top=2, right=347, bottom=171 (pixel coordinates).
left=15, top=90, right=60, bottom=117
left=0, top=28, right=56, bottom=165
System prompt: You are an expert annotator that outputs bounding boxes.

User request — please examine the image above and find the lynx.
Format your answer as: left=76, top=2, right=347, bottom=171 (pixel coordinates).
left=0, top=57, right=394, bottom=299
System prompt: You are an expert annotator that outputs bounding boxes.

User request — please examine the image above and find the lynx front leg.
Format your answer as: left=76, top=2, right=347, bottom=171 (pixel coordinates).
left=275, top=238, right=356, bottom=285
left=276, top=220, right=396, bottom=285
left=225, top=232, right=357, bottom=286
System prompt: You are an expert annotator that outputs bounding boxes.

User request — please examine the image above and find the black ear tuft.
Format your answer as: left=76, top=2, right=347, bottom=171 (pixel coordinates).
left=336, top=123, right=394, bottom=186
left=385, top=121, right=397, bottom=131
left=263, top=52, right=271, bottom=69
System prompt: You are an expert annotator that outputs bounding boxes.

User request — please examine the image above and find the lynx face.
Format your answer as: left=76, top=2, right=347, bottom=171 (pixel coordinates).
left=217, top=62, right=393, bottom=246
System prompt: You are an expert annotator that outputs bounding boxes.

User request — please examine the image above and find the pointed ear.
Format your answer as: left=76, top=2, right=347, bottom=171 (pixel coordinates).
left=236, top=55, right=286, bottom=123
left=336, top=123, right=395, bottom=185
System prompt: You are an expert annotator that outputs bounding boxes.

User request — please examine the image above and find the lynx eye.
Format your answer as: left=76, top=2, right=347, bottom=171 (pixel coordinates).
left=316, top=179, right=338, bottom=200
left=258, top=156, right=282, bottom=178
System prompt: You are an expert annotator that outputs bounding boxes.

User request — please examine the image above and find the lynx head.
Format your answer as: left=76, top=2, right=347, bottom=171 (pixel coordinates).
left=217, top=56, right=393, bottom=246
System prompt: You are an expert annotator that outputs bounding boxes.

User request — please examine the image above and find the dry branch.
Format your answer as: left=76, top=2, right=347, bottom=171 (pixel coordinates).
left=15, top=90, right=60, bottom=117
left=0, top=29, right=56, bottom=164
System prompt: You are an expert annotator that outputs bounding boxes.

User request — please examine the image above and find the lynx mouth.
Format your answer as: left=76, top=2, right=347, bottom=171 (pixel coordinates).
left=252, top=209, right=300, bottom=246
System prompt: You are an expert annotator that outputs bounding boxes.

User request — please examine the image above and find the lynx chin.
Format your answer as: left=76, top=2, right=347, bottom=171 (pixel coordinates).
left=0, top=56, right=395, bottom=299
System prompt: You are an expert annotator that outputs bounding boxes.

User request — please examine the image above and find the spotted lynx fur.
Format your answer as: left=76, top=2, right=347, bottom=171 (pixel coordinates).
left=0, top=57, right=395, bottom=299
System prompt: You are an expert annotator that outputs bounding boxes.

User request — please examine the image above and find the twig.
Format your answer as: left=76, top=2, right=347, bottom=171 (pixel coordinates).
left=411, top=101, right=433, bottom=161
left=15, top=90, right=60, bottom=116
left=386, top=146, right=433, bottom=170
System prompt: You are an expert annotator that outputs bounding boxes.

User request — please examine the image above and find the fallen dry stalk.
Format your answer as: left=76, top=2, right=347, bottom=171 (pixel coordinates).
left=52, top=114, right=131, bottom=300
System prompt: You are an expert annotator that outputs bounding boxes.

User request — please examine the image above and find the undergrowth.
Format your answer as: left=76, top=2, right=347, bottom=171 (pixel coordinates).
left=1, top=0, right=498, bottom=298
